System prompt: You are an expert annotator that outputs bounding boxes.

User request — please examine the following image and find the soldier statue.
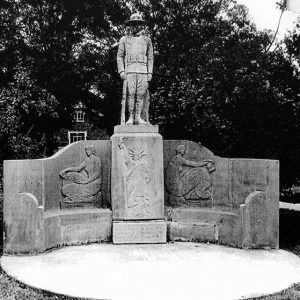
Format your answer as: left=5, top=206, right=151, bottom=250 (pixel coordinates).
left=117, top=13, right=154, bottom=125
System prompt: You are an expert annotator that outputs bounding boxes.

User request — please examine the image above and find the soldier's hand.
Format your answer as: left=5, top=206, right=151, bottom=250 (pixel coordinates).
left=118, top=137, right=124, bottom=149
left=120, top=72, right=125, bottom=80
left=147, top=73, right=152, bottom=82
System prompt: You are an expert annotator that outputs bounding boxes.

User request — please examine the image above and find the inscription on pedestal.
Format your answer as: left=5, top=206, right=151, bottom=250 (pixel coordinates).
left=113, top=221, right=166, bottom=244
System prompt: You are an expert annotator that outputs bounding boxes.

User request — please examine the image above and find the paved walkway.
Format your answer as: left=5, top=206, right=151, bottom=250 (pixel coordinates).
left=1, top=242, right=300, bottom=300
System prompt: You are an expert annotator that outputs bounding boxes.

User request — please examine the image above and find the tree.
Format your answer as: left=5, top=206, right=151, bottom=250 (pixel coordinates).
left=0, top=68, right=58, bottom=159
left=0, top=0, right=299, bottom=198
left=122, top=0, right=299, bottom=194
left=281, top=21, right=300, bottom=190
left=0, top=0, right=128, bottom=157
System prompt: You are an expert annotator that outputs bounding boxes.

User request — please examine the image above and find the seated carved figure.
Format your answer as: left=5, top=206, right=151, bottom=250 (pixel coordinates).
left=59, top=145, right=102, bottom=204
left=165, top=145, right=215, bottom=206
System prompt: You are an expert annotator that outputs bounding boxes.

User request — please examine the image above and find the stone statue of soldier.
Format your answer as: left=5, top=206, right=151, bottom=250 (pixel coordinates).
left=117, top=13, right=154, bottom=125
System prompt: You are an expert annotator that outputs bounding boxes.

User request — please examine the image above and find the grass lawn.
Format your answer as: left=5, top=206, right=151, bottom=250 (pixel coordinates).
left=0, top=268, right=70, bottom=300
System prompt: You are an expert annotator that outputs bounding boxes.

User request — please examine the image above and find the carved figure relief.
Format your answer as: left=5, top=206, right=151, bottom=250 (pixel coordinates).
left=59, top=145, right=102, bottom=204
left=118, top=137, right=151, bottom=217
left=165, top=145, right=216, bottom=206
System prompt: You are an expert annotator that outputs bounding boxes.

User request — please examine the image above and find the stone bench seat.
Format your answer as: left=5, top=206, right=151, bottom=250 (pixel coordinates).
left=167, top=206, right=241, bottom=247
left=166, top=190, right=278, bottom=249
left=44, top=208, right=112, bottom=251
left=4, top=193, right=112, bottom=254
left=3, top=139, right=279, bottom=253
left=163, top=140, right=279, bottom=249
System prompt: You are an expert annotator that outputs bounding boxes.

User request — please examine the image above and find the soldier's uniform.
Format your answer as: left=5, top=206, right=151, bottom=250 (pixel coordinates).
left=117, top=14, right=153, bottom=124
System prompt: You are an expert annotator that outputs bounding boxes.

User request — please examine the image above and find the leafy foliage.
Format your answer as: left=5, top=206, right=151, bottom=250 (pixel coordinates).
left=0, top=0, right=299, bottom=194
left=0, top=68, right=58, bottom=159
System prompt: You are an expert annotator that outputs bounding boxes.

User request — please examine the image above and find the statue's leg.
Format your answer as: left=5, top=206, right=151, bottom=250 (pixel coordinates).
left=143, top=90, right=151, bottom=124
left=141, top=92, right=146, bottom=121
left=126, top=73, right=135, bottom=125
left=135, top=73, right=148, bottom=125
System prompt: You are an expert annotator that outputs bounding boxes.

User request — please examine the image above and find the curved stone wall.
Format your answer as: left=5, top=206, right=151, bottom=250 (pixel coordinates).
left=3, top=139, right=279, bottom=253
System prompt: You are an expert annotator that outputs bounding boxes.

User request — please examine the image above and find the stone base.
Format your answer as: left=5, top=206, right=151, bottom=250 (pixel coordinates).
left=2, top=243, right=298, bottom=300
left=111, top=127, right=164, bottom=220
left=114, top=125, right=158, bottom=134
left=113, top=220, right=166, bottom=244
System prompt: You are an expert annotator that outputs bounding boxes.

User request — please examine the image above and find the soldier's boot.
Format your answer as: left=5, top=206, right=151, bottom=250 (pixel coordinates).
left=144, top=111, right=151, bottom=125
left=126, top=95, right=134, bottom=125
left=126, top=114, right=134, bottom=125
left=136, top=115, right=147, bottom=125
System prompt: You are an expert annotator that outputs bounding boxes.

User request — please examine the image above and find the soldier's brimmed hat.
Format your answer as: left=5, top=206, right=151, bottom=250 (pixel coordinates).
left=125, top=13, right=146, bottom=25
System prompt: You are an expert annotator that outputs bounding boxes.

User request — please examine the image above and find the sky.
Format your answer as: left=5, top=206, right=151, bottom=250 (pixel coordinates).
left=237, top=0, right=299, bottom=39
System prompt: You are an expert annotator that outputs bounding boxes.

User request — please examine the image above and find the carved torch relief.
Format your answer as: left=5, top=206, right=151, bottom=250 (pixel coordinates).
left=118, top=137, right=153, bottom=218
left=165, top=144, right=216, bottom=207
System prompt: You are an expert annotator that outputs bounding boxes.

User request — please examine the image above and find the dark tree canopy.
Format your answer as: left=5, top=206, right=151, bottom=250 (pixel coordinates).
left=0, top=0, right=299, bottom=196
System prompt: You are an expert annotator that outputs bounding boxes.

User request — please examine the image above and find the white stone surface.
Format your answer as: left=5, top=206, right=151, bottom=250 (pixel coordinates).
left=280, top=201, right=300, bottom=211
left=1, top=243, right=300, bottom=300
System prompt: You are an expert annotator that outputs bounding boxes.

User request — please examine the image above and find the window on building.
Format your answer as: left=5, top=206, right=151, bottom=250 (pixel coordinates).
left=75, top=110, right=85, bottom=122
left=68, top=131, right=87, bottom=144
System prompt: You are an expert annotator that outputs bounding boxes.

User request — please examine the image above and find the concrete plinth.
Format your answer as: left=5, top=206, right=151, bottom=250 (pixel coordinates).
left=111, top=125, right=166, bottom=244
left=2, top=243, right=300, bottom=300
left=113, top=220, right=166, bottom=244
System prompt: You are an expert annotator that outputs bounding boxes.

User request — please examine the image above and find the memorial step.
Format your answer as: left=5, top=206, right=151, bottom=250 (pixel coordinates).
left=113, top=220, right=167, bottom=244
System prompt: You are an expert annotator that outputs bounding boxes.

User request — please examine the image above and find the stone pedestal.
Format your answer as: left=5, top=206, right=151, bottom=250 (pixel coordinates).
left=113, top=220, right=166, bottom=244
left=111, top=125, right=166, bottom=243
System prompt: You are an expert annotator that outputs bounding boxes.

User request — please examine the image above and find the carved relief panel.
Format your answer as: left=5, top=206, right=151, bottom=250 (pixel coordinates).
left=59, top=145, right=102, bottom=208
left=118, top=137, right=154, bottom=218
left=164, top=141, right=216, bottom=207
left=111, top=131, right=164, bottom=220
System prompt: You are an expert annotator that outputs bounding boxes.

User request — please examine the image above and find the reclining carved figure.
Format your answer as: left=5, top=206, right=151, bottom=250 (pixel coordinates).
left=59, top=145, right=102, bottom=203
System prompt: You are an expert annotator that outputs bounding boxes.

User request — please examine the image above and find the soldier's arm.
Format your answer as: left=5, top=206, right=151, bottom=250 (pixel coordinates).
left=147, top=37, right=154, bottom=76
left=181, top=157, right=208, bottom=168
left=117, top=36, right=126, bottom=76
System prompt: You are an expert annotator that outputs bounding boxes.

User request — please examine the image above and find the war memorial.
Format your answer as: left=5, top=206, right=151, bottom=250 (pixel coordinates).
left=1, top=13, right=300, bottom=300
